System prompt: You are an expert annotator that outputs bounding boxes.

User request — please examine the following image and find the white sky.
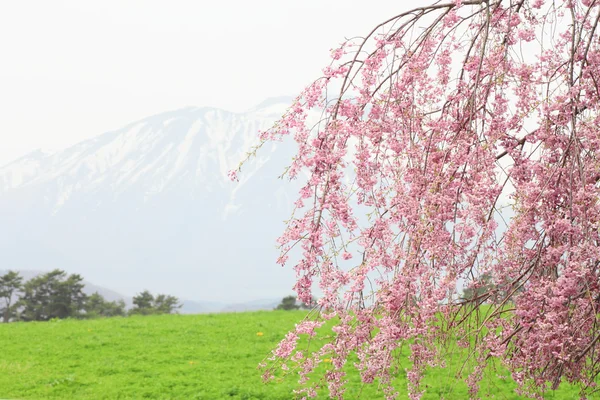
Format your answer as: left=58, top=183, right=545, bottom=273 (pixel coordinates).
left=0, top=0, right=406, bottom=166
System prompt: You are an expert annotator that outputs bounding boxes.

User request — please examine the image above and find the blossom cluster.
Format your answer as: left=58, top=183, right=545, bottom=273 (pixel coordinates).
left=236, top=0, right=600, bottom=398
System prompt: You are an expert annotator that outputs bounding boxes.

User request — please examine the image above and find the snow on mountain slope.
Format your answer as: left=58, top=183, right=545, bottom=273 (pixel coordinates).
left=0, top=98, right=300, bottom=303
left=0, top=102, right=290, bottom=211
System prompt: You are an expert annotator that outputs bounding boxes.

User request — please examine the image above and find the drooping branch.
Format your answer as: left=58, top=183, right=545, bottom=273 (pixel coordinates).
left=236, top=0, right=600, bottom=399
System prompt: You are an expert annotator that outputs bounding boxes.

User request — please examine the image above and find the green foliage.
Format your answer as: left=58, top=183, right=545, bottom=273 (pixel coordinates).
left=0, top=312, right=583, bottom=399
left=84, top=293, right=126, bottom=318
left=300, top=296, right=317, bottom=310
left=133, top=290, right=154, bottom=310
left=130, top=290, right=155, bottom=315
left=0, top=270, right=23, bottom=323
left=130, top=290, right=180, bottom=316
left=275, top=295, right=300, bottom=310
left=18, top=270, right=87, bottom=322
left=153, top=294, right=181, bottom=314
left=275, top=295, right=314, bottom=311
left=1, top=272, right=182, bottom=323
left=461, top=273, right=494, bottom=302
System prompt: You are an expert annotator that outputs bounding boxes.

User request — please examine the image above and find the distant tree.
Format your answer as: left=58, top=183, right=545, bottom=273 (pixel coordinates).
left=129, top=290, right=181, bottom=315
left=130, top=290, right=181, bottom=315
left=299, top=296, right=317, bottom=310
left=153, top=294, right=181, bottom=314
left=0, top=271, right=23, bottom=323
left=84, top=292, right=126, bottom=318
left=130, top=290, right=155, bottom=315
left=19, top=270, right=87, bottom=321
left=275, top=295, right=301, bottom=311
left=460, top=273, right=495, bottom=306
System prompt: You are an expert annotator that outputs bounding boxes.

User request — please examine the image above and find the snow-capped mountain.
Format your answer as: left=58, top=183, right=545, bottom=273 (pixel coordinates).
left=0, top=97, right=299, bottom=303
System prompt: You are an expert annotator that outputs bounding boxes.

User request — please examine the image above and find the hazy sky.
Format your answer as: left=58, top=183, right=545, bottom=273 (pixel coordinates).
left=0, top=0, right=404, bottom=166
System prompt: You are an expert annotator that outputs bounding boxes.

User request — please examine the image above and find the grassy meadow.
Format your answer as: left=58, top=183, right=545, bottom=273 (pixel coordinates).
left=0, top=311, right=587, bottom=399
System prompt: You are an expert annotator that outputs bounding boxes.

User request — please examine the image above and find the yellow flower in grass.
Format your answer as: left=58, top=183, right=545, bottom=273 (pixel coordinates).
left=189, top=361, right=197, bottom=365
left=256, top=332, right=264, bottom=336
left=323, top=358, right=332, bottom=363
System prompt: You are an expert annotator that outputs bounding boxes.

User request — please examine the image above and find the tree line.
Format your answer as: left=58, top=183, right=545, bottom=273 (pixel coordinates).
left=0, top=270, right=180, bottom=322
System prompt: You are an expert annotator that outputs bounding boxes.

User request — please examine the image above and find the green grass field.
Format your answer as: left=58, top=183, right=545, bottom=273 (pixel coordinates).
left=0, top=311, right=587, bottom=399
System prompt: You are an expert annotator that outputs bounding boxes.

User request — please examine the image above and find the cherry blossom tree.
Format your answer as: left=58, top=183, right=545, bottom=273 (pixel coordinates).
left=234, top=0, right=600, bottom=398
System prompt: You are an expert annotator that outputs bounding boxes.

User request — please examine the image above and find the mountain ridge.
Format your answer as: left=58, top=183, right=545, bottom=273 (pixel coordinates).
left=0, top=98, right=300, bottom=303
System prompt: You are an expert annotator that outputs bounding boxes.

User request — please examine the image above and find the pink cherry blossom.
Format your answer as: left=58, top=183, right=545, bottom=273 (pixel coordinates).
left=238, top=0, right=600, bottom=398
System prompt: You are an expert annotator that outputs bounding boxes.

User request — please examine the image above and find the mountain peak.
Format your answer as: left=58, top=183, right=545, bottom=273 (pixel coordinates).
left=0, top=100, right=298, bottom=303
left=0, top=103, right=288, bottom=197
